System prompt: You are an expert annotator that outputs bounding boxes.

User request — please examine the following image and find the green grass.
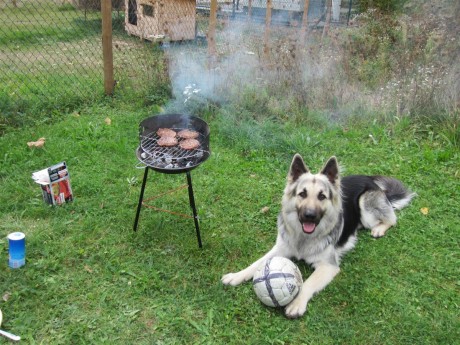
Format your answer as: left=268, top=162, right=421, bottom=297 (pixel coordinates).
left=0, top=1, right=169, bottom=131
left=0, top=100, right=458, bottom=344
left=0, top=0, right=458, bottom=343
left=0, top=2, right=101, bottom=47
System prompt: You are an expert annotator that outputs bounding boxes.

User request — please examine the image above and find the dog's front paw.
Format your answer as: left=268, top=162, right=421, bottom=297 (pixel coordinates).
left=371, top=224, right=390, bottom=238
left=284, top=296, right=308, bottom=319
left=371, top=229, right=384, bottom=238
left=221, top=272, right=246, bottom=286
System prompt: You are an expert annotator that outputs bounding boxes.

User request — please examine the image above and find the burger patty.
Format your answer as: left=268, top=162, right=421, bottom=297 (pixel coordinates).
left=179, top=138, right=200, bottom=150
left=156, top=128, right=177, bottom=137
left=158, top=136, right=178, bottom=147
left=178, top=129, right=199, bottom=139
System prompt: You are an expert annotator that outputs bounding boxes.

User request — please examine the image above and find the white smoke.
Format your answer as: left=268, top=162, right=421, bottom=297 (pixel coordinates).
left=160, top=19, right=342, bottom=116
left=161, top=21, right=264, bottom=113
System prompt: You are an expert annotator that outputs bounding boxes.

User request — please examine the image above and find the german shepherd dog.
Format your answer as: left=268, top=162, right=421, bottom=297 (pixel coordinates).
left=222, top=154, right=415, bottom=318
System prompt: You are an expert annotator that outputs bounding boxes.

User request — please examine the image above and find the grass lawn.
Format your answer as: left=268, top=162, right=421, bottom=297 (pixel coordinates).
left=0, top=101, right=458, bottom=344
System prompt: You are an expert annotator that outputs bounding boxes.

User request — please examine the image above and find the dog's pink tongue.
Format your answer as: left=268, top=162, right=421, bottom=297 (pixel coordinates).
left=303, top=222, right=316, bottom=234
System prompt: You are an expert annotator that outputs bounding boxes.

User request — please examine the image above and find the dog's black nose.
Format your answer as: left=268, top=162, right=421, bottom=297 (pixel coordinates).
left=301, top=210, right=317, bottom=223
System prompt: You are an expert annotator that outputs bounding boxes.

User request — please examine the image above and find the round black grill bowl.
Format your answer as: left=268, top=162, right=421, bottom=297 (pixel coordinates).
left=137, top=114, right=210, bottom=174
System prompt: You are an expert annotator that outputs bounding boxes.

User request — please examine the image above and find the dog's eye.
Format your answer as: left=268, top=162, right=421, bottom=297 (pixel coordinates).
left=298, top=190, right=307, bottom=198
left=318, top=192, right=327, bottom=201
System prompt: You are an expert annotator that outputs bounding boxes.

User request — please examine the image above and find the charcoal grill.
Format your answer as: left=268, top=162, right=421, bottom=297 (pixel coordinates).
left=133, top=114, right=210, bottom=248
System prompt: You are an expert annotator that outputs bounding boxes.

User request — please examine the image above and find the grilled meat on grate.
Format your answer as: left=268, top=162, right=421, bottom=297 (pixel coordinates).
left=157, top=128, right=177, bottom=137
left=137, top=114, right=210, bottom=173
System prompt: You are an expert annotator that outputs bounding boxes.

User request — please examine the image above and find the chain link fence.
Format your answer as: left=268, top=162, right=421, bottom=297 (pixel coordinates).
left=0, top=0, right=170, bottom=129
left=1, top=0, right=357, bottom=129
left=1, top=1, right=102, bottom=115
left=197, top=0, right=354, bottom=25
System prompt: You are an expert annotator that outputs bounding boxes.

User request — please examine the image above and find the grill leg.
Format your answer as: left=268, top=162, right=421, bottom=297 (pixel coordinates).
left=186, top=171, right=203, bottom=248
left=133, top=167, right=149, bottom=231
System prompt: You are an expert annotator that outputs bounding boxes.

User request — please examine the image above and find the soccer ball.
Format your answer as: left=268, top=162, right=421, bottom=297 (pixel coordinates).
left=253, top=257, right=303, bottom=307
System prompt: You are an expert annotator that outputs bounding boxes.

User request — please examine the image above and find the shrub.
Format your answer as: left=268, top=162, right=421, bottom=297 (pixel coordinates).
left=358, top=0, right=407, bottom=14
left=342, top=4, right=459, bottom=119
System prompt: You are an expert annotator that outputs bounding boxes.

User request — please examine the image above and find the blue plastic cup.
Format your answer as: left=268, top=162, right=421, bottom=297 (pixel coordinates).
left=8, top=232, right=26, bottom=268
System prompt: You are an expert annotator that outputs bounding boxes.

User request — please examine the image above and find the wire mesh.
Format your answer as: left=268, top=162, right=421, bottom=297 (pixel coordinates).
left=0, top=0, right=169, bottom=123
left=1, top=0, right=355, bottom=126
left=1, top=1, right=103, bottom=112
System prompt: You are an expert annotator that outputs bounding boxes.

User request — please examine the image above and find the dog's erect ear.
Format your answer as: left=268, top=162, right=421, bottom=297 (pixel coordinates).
left=289, top=154, right=309, bottom=183
left=320, top=156, right=339, bottom=185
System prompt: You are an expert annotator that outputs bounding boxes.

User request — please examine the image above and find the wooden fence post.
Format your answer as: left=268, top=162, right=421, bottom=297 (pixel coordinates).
left=321, top=0, right=332, bottom=45
left=208, top=0, right=218, bottom=60
left=102, top=0, right=114, bottom=95
left=263, top=0, right=272, bottom=62
left=299, top=0, right=310, bottom=43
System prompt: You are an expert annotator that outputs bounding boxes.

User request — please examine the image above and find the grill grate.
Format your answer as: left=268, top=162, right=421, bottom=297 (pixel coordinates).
left=137, top=130, right=209, bottom=170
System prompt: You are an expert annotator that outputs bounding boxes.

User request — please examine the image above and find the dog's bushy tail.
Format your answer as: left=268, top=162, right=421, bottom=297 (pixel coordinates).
left=372, top=176, right=416, bottom=210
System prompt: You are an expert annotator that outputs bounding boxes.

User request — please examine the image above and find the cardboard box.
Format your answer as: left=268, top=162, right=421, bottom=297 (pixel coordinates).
left=32, top=161, right=73, bottom=205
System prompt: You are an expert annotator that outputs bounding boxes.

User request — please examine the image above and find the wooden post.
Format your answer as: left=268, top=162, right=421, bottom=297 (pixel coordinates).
left=299, top=0, right=310, bottom=43
left=321, top=0, right=332, bottom=44
left=263, top=0, right=272, bottom=62
left=208, top=0, right=218, bottom=57
left=102, top=0, right=114, bottom=95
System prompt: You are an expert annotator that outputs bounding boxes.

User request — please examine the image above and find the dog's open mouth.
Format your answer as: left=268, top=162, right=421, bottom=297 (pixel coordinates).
left=302, top=222, right=316, bottom=234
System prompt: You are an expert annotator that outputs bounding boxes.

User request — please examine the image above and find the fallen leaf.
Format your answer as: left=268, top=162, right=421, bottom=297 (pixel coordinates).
left=2, top=292, right=11, bottom=302
left=420, top=207, right=429, bottom=215
left=27, top=137, right=45, bottom=148
left=105, top=117, right=112, bottom=125
left=260, top=206, right=270, bottom=213
left=84, top=265, right=93, bottom=274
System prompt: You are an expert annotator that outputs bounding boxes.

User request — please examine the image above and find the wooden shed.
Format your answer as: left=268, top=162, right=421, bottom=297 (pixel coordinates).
left=125, top=0, right=196, bottom=41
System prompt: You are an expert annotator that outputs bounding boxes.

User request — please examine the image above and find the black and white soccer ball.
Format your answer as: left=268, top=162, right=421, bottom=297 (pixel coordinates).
left=253, top=257, right=303, bottom=307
